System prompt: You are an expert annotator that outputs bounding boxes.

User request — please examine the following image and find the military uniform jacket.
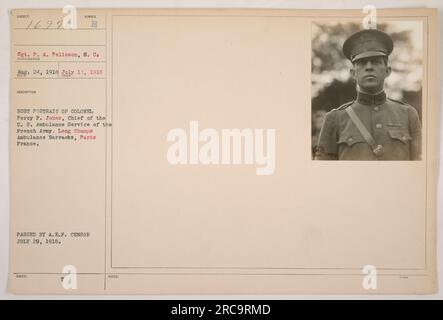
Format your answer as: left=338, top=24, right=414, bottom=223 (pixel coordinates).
left=315, top=91, right=421, bottom=160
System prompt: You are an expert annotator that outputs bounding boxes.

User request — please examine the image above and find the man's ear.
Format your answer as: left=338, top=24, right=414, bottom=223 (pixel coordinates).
left=350, top=67, right=356, bottom=80
left=385, top=66, right=392, bottom=77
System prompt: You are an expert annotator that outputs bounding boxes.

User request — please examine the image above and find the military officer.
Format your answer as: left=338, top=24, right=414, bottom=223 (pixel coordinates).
left=315, top=29, right=421, bottom=161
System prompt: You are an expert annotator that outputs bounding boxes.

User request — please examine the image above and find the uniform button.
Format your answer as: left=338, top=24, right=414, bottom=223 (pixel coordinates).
left=375, top=123, right=382, bottom=129
left=348, top=137, right=353, bottom=142
left=374, top=106, right=379, bottom=111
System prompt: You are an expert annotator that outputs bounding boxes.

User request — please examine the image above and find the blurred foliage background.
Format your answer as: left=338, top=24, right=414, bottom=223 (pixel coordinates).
left=311, top=21, right=423, bottom=157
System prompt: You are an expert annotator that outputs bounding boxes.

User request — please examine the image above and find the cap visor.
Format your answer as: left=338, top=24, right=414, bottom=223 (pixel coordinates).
left=352, top=51, right=387, bottom=62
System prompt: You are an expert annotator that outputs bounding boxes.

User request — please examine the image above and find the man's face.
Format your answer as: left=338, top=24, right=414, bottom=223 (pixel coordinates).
left=351, top=56, right=391, bottom=93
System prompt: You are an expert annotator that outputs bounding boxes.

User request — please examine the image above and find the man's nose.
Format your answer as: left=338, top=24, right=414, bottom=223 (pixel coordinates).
left=364, top=61, right=374, bottom=70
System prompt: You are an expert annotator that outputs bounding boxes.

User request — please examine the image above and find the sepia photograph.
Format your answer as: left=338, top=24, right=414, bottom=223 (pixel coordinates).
left=4, top=6, right=439, bottom=297
left=312, top=21, right=423, bottom=160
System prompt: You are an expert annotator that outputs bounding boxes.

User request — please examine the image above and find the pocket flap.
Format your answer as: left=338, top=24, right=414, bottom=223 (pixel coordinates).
left=388, top=129, right=412, bottom=144
left=338, top=134, right=366, bottom=146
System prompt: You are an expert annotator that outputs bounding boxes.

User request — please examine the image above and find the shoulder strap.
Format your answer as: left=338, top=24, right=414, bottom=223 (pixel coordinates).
left=334, top=100, right=354, bottom=111
left=387, top=97, right=408, bottom=105
left=345, top=107, right=384, bottom=158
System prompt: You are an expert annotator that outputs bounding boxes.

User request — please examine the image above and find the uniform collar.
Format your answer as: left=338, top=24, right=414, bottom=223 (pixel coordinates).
left=356, top=90, right=387, bottom=106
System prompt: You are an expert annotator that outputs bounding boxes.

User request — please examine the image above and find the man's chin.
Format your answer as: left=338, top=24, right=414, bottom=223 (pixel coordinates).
left=359, top=83, right=382, bottom=93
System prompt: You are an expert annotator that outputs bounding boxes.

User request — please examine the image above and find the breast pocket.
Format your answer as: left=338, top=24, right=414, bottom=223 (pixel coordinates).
left=338, top=133, right=366, bottom=147
left=386, top=129, right=412, bottom=160
left=387, top=129, right=412, bottom=144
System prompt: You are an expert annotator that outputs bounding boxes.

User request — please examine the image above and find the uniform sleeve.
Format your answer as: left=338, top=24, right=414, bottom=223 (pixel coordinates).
left=314, top=111, right=339, bottom=160
left=408, top=106, right=422, bottom=160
